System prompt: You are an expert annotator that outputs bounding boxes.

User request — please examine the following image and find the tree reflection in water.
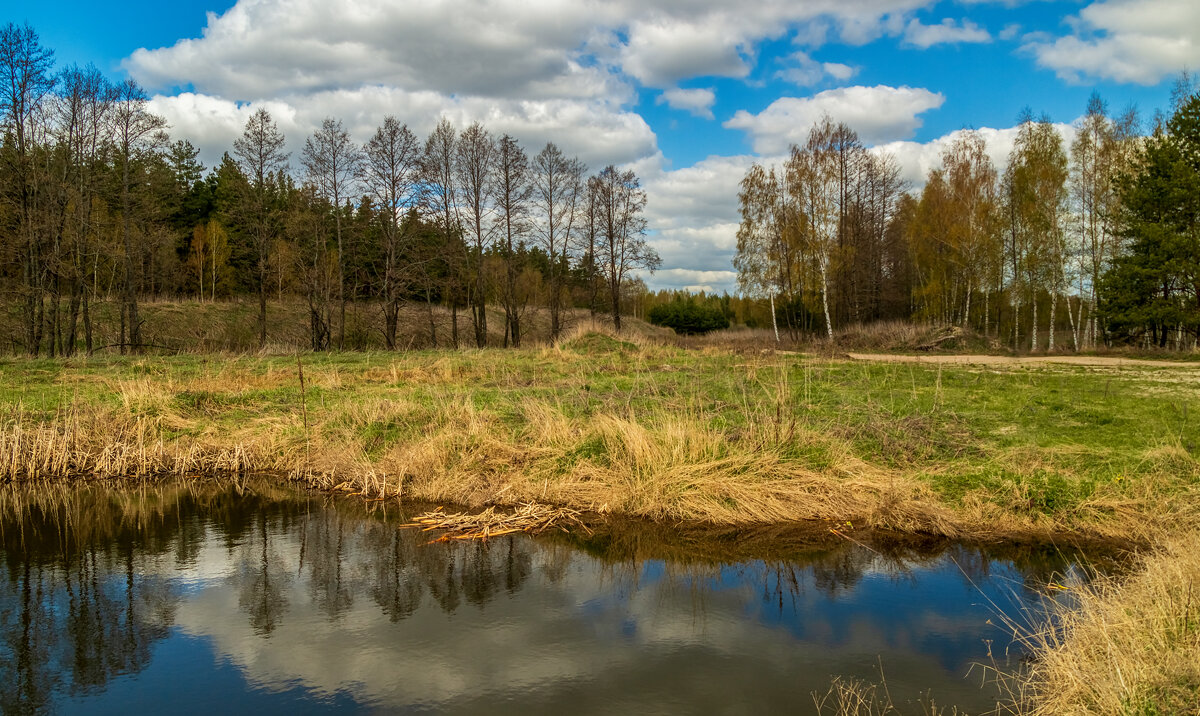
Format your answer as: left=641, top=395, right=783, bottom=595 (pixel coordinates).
left=0, top=479, right=1119, bottom=714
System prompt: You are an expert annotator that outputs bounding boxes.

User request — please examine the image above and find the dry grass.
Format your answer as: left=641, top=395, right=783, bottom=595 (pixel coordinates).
left=400, top=502, right=589, bottom=542
left=1, top=326, right=1196, bottom=543
left=1010, top=532, right=1200, bottom=716
left=812, top=674, right=961, bottom=715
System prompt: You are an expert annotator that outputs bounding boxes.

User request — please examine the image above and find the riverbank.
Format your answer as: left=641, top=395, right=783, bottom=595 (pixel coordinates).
left=2, top=329, right=1197, bottom=544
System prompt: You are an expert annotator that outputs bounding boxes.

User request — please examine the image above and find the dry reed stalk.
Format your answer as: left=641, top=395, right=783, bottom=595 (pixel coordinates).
left=1009, top=531, right=1200, bottom=715
left=401, top=502, right=590, bottom=542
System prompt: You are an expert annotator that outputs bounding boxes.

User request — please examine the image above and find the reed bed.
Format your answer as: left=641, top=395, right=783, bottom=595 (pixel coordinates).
left=1009, top=531, right=1200, bottom=715
left=401, top=502, right=589, bottom=542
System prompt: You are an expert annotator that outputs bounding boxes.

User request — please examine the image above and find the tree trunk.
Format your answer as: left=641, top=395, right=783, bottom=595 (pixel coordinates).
left=769, top=292, right=779, bottom=344
left=820, top=260, right=833, bottom=340
left=1031, top=297, right=1038, bottom=352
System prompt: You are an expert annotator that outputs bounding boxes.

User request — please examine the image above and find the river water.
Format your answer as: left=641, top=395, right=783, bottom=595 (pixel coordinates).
left=0, top=480, right=1106, bottom=715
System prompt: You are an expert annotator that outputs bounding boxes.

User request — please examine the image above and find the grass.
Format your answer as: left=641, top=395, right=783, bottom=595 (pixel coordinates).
left=1007, top=531, right=1200, bottom=716
left=1, top=324, right=1197, bottom=542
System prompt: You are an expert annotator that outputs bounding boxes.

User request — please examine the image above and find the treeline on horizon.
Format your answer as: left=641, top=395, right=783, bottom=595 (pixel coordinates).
left=736, top=77, right=1200, bottom=352
left=4, top=22, right=1199, bottom=357
left=0, top=23, right=663, bottom=357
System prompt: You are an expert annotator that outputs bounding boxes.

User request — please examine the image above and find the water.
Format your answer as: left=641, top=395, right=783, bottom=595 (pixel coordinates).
left=0, top=480, right=1107, bottom=715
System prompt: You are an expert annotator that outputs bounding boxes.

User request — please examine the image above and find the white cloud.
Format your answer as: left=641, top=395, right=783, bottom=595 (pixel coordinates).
left=149, top=89, right=657, bottom=171
left=774, top=51, right=859, bottom=87
left=1025, top=0, right=1200, bottom=85
left=126, top=0, right=942, bottom=100
left=649, top=268, right=740, bottom=293
left=723, top=85, right=945, bottom=153
left=902, top=18, right=991, bottom=48
left=656, top=88, right=717, bottom=119
left=874, top=120, right=1078, bottom=188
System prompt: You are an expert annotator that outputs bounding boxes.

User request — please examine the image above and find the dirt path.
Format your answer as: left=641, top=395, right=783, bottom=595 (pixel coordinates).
left=844, top=352, right=1200, bottom=368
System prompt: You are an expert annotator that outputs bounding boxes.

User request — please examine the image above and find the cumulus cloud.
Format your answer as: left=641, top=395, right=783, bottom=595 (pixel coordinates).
left=126, top=0, right=941, bottom=99
left=902, top=18, right=991, bottom=48
left=873, top=121, right=1077, bottom=188
left=774, top=51, right=858, bottom=87
left=723, top=85, right=945, bottom=153
left=656, top=88, right=717, bottom=119
left=1025, top=0, right=1200, bottom=85
left=149, top=89, right=657, bottom=171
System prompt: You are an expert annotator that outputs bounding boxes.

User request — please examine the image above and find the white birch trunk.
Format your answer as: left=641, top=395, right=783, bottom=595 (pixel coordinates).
left=1048, top=291, right=1057, bottom=352
left=769, top=292, right=779, bottom=345
left=963, top=281, right=972, bottom=329
left=1031, top=298, right=1038, bottom=352
left=820, top=259, right=833, bottom=341
left=1066, top=295, right=1079, bottom=351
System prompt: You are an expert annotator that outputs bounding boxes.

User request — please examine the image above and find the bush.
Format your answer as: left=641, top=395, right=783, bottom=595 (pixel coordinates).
left=648, top=298, right=730, bottom=335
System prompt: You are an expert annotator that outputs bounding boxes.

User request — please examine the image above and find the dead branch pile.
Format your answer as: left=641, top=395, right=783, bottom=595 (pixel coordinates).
left=402, top=502, right=590, bottom=542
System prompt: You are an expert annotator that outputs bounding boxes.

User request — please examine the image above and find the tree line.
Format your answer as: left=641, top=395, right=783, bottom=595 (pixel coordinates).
left=0, top=23, right=660, bottom=356
left=736, top=81, right=1200, bottom=351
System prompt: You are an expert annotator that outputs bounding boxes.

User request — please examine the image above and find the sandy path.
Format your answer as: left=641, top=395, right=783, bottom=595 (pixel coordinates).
left=844, top=352, right=1199, bottom=368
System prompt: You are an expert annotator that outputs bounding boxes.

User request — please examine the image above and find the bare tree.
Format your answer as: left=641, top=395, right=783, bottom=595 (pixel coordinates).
left=232, top=108, right=288, bottom=348
left=422, top=117, right=460, bottom=347
left=455, top=121, right=496, bottom=348
left=532, top=142, right=585, bottom=341
left=362, top=116, right=421, bottom=349
left=52, top=64, right=115, bottom=355
left=493, top=134, right=532, bottom=347
left=0, top=22, right=56, bottom=354
left=302, top=117, right=361, bottom=349
left=111, top=78, right=167, bottom=353
left=593, top=165, right=659, bottom=331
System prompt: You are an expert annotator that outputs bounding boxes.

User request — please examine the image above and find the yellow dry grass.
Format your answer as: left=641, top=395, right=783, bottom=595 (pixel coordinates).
left=1010, top=532, right=1200, bottom=716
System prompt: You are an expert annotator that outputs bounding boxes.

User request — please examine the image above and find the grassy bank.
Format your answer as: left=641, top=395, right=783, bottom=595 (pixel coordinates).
left=1010, top=532, right=1200, bottom=715
left=1, top=327, right=1197, bottom=542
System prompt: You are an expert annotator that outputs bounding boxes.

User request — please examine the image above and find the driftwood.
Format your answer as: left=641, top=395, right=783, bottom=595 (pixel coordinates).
left=402, top=502, right=590, bottom=543
left=915, top=326, right=965, bottom=351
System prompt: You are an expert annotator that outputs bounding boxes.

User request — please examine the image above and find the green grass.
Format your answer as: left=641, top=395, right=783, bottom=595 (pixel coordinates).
left=0, top=336, right=1197, bottom=538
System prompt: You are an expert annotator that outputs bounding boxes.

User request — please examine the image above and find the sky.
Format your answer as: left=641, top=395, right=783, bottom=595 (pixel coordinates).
left=8, top=0, right=1199, bottom=294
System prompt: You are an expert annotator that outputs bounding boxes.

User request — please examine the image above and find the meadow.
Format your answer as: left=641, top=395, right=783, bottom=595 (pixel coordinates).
left=2, top=325, right=1199, bottom=713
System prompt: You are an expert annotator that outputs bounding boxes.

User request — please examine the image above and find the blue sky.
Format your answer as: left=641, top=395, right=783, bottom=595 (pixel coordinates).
left=9, top=0, right=1197, bottom=293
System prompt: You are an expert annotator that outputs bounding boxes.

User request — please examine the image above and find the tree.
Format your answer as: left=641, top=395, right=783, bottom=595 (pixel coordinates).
left=232, top=108, right=288, bottom=348
left=455, top=121, right=496, bottom=347
left=592, top=165, right=659, bottom=331
left=907, top=131, right=1001, bottom=330
left=1099, top=93, right=1200, bottom=348
left=111, top=78, right=168, bottom=353
left=735, top=163, right=793, bottom=342
left=421, top=117, right=460, bottom=347
left=532, top=143, right=585, bottom=341
left=362, top=116, right=421, bottom=349
left=0, top=22, right=56, bottom=354
left=648, top=294, right=730, bottom=335
left=1003, top=113, right=1068, bottom=351
left=493, top=134, right=532, bottom=346
left=301, top=117, right=361, bottom=349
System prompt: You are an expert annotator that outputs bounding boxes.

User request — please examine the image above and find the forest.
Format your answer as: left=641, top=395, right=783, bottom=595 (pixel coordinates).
left=0, top=23, right=660, bottom=356
left=735, top=83, right=1200, bottom=352
left=3, top=20, right=1198, bottom=356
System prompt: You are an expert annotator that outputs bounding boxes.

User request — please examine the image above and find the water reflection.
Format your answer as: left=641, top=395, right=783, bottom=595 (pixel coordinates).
left=0, top=480, right=1114, bottom=715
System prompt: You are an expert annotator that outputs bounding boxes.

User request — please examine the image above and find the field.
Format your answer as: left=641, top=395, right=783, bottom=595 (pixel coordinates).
left=2, top=324, right=1199, bottom=713
left=2, top=325, right=1197, bottom=542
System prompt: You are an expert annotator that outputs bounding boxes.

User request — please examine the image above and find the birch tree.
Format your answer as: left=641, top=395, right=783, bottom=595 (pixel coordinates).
left=593, top=165, right=659, bottom=331
left=532, top=142, right=584, bottom=341
left=493, top=134, right=532, bottom=347
left=302, top=117, right=360, bottom=349
left=111, top=79, right=167, bottom=353
left=232, top=107, right=288, bottom=348
left=362, top=116, right=421, bottom=349
left=455, top=121, right=496, bottom=347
